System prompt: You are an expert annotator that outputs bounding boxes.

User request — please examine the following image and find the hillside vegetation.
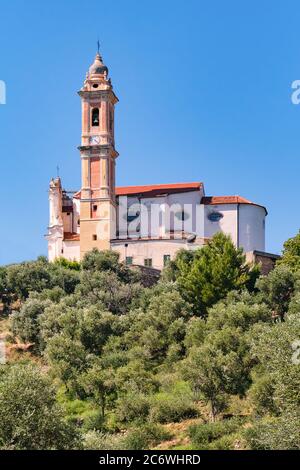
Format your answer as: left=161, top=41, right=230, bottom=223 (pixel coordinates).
left=0, top=232, right=299, bottom=450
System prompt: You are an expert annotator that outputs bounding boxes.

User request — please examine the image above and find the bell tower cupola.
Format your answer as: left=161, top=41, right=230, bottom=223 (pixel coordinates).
left=78, top=49, right=119, bottom=257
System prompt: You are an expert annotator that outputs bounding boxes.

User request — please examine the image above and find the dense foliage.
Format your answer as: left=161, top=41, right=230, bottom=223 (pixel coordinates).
left=0, top=232, right=299, bottom=450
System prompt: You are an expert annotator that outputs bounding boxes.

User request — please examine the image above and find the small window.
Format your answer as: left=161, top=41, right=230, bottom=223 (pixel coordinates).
left=126, top=256, right=133, bottom=266
left=92, top=84, right=99, bottom=89
left=67, top=212, right=70, bottom=216
left=93, top=205, right=98, bottom=211
left=144, top=258, right=152, bottom=267
left=163, top=255, right=171, bottom=266
left=92, top=108, right=99, bottom=126
left=208, top=212, right=223, bottom=222
left=77, top=220, right=80, bottom=225
left=175, top=210, right=189, bottom=221
left=92, top=234, right=97, bottom=241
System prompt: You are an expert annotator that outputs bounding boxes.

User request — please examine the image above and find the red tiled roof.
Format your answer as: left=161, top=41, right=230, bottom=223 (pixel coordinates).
left=202, top=196, right=252, bottom=205
left=63, top=232, right=80, bottom=241
left=73, top=183, right=202, bottom=199
left=116, top=182, right=202, bottom=197
left=202, top=196, right=267, bottom=213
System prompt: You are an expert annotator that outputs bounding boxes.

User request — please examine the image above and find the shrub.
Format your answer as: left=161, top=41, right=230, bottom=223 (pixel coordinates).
left=82, top=410, right=105, bottom=432
left=244, top=412, right=300, bottom=450
left=83, top=431, right=126, bottom=450
left=123, top=423, right=171, bottom=450
left=84, top=424, right=171, bottom=451
left=115, top=393, right=150, bottom=424
left=10, top=298, right=51, bottom=351
left=149, top=391, right=198, bottom=424
left=0, top=364, right=80, bottom=450
left=208, top=434, right=237, bottom=450
left=189, top=418, right=244, bottom=448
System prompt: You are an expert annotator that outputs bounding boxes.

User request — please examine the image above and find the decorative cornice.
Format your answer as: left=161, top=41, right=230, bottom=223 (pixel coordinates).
left=78, top=145, right=119, bottom=159
left=78, top=89, right=119, bottom=103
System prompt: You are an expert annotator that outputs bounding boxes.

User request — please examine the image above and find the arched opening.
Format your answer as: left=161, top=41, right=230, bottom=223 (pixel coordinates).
left=92, top=108, right=99, bottom=126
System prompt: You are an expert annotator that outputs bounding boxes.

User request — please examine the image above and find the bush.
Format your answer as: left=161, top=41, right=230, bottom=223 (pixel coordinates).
left=0, top=364, right=80, bottom=450
left=208, top=434, right=237, bottom=450
left=115, top=393, right=150, bottom=424
left=83, top=431, right=126, bottom=450
left=82, top=410, right=105, bottom=432
left=123, top=423, right=171, bottom=450
left=189, top=418, right=243, bottom=448
left=10, top=298, right=51, bottom=351
left=84, top=424, right=171, bottom=450
left=149, top=391, right=198, bottom=424
left=244, top=412, right=300, bottom=450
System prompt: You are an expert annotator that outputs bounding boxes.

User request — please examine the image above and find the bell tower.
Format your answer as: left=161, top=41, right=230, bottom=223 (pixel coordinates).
left=78, top=50, right=118, bottom=258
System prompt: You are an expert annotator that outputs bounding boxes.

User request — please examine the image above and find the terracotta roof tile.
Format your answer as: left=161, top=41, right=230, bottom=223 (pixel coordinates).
left=73, top=183, right=202, bottom=199
left=116, top=182, right=202, bottom=197
left=63, top=232, right=80, bottom=241
left=202, top=195, right=252, bottom=205
left=202, top=195, right=267, bottom=214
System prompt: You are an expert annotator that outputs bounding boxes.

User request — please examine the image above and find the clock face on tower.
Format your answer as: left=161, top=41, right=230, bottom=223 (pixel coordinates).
left=89, top=136, right=100, bottom=145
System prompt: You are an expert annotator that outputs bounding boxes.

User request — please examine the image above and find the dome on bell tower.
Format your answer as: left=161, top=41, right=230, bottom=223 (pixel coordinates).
left=88, top=52, right=108, bottom=76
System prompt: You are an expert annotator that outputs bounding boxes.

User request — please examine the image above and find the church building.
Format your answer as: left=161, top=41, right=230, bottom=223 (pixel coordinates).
left=47, top=51, right=273, bottom=271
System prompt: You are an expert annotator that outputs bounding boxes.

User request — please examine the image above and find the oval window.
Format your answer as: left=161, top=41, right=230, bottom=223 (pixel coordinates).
left=175, top=211, right=190, bottom=221
left=208, top=212, right=223, bottom=222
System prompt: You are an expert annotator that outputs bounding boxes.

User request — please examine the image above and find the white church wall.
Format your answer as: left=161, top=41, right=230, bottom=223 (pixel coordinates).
left=120, top=190, right=202, bottom=239
left=47, top=227, right=63, bottom=262
left=111, top=239, right=190, bottom=270
left=204, top=204, right=238, bottom=244
left=62, top=241, right=80, bottom=261
left=238, top=204, right=265, bottom=252
left=48, top=238, right=58, bottom=262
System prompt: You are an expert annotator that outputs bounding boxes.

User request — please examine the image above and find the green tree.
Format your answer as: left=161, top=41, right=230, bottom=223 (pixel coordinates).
left=0, top=267, right=10, bottom=313
left=256, top=265, right=295, bottom=321
left=245, top=410, right=300, bottom=450
left=249, top=313, right=300, bottom=415
left=277, top=230, right=300, bottom=271
left=182, top=295, right=270, bottom=420
left=81, top=249, right=139, bottom=283
left=172, top=233, right=259, bottom=315
left=6, top=260, right=51, bottom=301
left=53, top=257, right=81, bottom=271
left=80, top=361, right=116, bottom=420
left=77, top=270, right=142, bottom=315
left=10, top=297, right=51, bottom=351
left=0, top=364, right=80, bottom=450
left=45, top=335, right=88, bottom=391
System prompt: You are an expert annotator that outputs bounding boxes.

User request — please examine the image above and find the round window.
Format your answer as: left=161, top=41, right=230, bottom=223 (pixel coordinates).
left=208, top=212, right=223, bottom=222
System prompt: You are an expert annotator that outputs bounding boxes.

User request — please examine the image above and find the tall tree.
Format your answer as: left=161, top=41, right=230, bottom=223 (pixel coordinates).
left=0, top=365, right=80, bottom=450
left=172, top=233, right=259, bottom=315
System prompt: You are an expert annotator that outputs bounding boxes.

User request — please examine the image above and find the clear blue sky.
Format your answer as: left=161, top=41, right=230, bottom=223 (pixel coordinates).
left=0, top=0, right=300, bottom=264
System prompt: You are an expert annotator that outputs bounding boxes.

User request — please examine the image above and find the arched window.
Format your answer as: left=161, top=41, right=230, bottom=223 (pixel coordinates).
left=92, top=108, right=99, bottom=126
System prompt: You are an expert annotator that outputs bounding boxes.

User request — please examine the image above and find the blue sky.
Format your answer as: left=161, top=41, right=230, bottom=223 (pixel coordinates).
left=0, top=0, right=300, bottom=264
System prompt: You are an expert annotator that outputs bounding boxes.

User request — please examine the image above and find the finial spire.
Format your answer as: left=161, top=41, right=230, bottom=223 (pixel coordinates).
left=97, top=39, right=100, bottom=54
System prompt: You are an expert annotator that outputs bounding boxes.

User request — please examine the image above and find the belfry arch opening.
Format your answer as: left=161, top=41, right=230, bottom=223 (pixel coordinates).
left=92, top=107, right=99, bottom=126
